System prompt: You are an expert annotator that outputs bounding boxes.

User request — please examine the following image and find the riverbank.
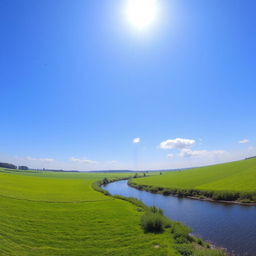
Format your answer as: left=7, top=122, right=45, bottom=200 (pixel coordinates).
left=128, top=180, right=256, bottom=206
left=104, top=179, right=256, bottom=256
left=98, top=178, right=228, bottom=256
left=127, top=159, right=256, bottom=206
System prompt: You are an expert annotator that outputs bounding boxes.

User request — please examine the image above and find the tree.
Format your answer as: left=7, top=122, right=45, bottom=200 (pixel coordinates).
left=102, top=177, right=109, bottom=185
left=0, top=162, right=17, bottom=169
left=18, top=166, right=29, bottom=170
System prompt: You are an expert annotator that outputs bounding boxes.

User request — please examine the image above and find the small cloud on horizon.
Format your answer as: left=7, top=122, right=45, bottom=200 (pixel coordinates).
left=26, top=156, right=55, bottom=163
left=178, top=149, right=226, bottom=158
left=133, top=137, right=141, bottom=144
left=70, top=157, right=97, bottom=164
left=239, top=139, right=249, bottom=144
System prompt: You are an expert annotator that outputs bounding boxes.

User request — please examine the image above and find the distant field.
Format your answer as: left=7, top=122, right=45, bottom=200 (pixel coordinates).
left=0, top=169, right=125, bottom=202
left=0, top=168, right=179, bottom=256
left=131, top=159, right=256, bottom=202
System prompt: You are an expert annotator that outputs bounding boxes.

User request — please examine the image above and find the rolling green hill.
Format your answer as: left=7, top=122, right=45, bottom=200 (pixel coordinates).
left=130, top=158, right=256, bottom=203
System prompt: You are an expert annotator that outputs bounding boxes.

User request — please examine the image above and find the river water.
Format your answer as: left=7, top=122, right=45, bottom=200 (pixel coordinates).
left=104, top=180, right=256, bottom=256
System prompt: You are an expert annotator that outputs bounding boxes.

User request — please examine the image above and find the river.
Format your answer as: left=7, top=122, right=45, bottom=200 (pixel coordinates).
left=104, top=180, right=256, bottom=256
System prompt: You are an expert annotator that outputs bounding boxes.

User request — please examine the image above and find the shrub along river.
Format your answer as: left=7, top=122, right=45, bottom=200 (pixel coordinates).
left=104, top=180, right=256, bottom=256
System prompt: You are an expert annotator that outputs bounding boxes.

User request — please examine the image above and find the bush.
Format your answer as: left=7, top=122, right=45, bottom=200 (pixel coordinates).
left=239, top=192, right=256, bottom=202
left=197, top=238, right=203, bottom=246
left=174, top=244, right=193, bottom=256
left=136, top=185, right=144, bottom=190
left=212, top=191, right=239, bottom=201
left=163, top=189, right=171, bottom=196
left=171, top=222, right=192, bottom=244
left=149, top=206, right=163, bottom=215
left=141, top=212, right=165, bottom=233
left=102, top=177, right=109, bottom=185
left=149, top=187, right=160, bottom=193
left=18, top=166, right=29, bottom=170
left=177, top=190, right=185, bottom=197
left=91, top=181, right=110, bottom=196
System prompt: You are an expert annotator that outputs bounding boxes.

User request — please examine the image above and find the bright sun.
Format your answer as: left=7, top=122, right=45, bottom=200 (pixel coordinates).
left=125, top=0, right=159, bottom=30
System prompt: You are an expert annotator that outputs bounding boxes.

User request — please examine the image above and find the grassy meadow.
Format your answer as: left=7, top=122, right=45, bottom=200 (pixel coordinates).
left=130, top=158, right=256, bottom=202
left=0, top=168, right=227, bottom=256
left=0, top=169, right=177, bottom=256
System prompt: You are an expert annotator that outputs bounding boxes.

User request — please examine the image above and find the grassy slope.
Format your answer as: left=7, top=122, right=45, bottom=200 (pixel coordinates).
left=132, top=159, right=256, bottom=192
left=0, top=169, right=178, bottom=256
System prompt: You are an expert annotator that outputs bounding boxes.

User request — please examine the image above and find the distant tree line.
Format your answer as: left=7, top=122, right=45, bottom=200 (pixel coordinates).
left=245, top=156, right=256, bottom=160
left=0, top=162, right=17, bottom=169
left=0, top=162, right=29, bottom=170
left=18, top=166, right=29, bottom=170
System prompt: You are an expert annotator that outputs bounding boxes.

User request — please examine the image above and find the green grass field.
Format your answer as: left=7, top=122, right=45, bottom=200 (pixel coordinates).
left=0, top=168, right=180, bottom=256
left=131, top=158, right=256, bottom=202
left=0, top=168, right=226, bottom=256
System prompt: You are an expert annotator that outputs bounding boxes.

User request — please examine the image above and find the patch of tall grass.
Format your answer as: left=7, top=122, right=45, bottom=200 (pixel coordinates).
left=141, top=206, right=165, bottom=233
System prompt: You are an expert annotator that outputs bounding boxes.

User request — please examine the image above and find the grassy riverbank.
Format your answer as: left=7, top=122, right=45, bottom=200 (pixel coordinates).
left=130, top=158, right=256, bottom=204
left=0, top=168, right=225, bottom=255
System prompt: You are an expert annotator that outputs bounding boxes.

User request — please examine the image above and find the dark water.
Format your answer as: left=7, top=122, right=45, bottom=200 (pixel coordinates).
left=104, top=180, right=256, bottom=256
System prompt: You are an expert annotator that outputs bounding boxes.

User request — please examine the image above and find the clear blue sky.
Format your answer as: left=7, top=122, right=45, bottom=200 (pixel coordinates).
left=0, top=0, right=255, bottom=170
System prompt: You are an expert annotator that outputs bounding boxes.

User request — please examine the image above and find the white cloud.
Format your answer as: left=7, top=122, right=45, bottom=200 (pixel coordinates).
left=239, top=139, right=249, bottom=144
left=26, top=156, right=55, bottom=163
left=160, top=138, right=195, bottom=149
left=167, top=153, right=174, bottom=158
left=179, top=148, right=226, bottom=158
left=70, top=157, right=97, bottom=164
left=133, top=137, right=141, bottom=144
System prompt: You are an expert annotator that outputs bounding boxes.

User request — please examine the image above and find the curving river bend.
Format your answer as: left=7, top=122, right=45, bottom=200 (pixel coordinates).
left=104, top=180, right=256, bottom=256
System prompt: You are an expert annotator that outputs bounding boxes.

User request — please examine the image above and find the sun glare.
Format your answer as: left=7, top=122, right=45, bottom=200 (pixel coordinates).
left=125, top=0, right=159, bottom=30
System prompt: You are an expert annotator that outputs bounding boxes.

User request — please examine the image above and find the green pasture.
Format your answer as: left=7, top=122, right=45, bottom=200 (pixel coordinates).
left=0, top=168, right=226, bottom=256
left=132, top=158, right=256, bottom=192
left=0, top=169, right=178, bottom=256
